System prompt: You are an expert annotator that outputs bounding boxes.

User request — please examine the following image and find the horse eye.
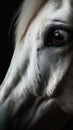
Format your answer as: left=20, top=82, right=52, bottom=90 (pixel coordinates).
left=52, top=30, right=69, bottom=45
left=43, top=29, right=71, bottom=47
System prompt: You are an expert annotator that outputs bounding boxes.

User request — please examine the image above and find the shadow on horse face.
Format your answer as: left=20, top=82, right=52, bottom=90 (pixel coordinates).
left=0, top=0, right=73, bottom=129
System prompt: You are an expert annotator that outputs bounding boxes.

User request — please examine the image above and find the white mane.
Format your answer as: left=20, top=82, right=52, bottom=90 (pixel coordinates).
left=15, top=0, right=48, bottom=44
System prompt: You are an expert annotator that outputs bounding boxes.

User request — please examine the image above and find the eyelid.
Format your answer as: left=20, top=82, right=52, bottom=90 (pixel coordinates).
left=43, top=21, right=73, bottom=34
left=42, top=21, right=73, bottom=43
left=51, top=21, right=73, bottom=33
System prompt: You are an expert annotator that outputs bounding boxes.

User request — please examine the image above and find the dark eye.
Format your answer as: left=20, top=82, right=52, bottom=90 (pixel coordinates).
left=52, top=30, right=70, bottom=45
left=43, top=29, right=72, bottom=47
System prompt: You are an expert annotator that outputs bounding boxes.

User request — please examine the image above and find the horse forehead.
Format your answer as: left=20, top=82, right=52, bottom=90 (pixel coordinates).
left=35, top=0, right=73, bottom=26
left=48, top=0, right=73, bottom=6
left=44, top=0, right=71, bottom=16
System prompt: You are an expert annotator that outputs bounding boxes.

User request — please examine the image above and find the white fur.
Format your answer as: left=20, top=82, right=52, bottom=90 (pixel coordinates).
left=0, top=0, right=73, bottom=115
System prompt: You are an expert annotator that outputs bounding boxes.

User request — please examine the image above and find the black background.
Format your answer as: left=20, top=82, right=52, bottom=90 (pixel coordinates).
left=0, top=0, right=73, bottom=129
left=0, top=0, right=22, bottom=84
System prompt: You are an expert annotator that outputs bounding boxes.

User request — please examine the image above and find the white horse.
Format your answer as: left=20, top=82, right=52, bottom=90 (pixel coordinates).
left=0, top=0, right=73, bottom=129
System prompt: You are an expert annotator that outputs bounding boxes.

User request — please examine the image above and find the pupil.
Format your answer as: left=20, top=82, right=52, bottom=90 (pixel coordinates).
left=55, top=32, right=60, bottom=37
left=53, top=30, right=64, bottom=43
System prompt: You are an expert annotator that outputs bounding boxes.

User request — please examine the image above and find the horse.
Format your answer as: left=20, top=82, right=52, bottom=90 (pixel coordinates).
left=0, top=0, right=73, bottom=129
